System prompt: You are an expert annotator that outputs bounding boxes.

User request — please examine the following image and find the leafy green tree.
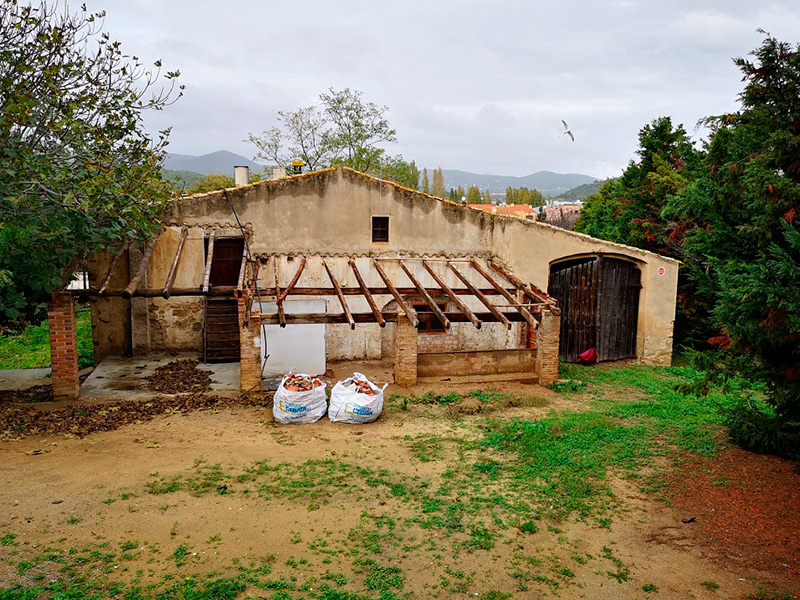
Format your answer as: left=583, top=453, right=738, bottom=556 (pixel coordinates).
left=576, top=116, right=696, bottom=257
left=422, top=168, right=430, bottom=194
left=187, top=174, right=236, bottom=194
left=665, top=34, right=800, bottom=455
left=246, top=105, right=332, bottom=171
left=0, top=1, right=182, bottom=323
left=378, top=156, right=419, bottom=190
left=466, top=185, right=482, bottom=204
left=431, top=167, right=446, bottom=198
left=505, top=186, right=544, bottom=206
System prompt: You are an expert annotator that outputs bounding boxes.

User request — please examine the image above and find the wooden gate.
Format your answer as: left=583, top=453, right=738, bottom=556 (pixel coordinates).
left=548, top=256, right=641, bottom=362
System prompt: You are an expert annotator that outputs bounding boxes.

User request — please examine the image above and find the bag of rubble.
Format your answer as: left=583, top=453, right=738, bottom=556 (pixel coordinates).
left=328, top=372, right=388, bottom=424
left=273, top=372, right=328, bottom=424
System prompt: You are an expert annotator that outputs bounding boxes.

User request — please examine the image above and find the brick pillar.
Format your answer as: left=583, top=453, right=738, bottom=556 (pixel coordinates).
left=394, top=311, right=418, bottom=386
left=238, top=292, right=262, bottom=393
left=535, top=309, right=561, bottom=386
left=47, top=290, right=80, bottom=399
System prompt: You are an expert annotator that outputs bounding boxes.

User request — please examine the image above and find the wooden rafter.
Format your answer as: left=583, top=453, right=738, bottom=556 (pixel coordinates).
left=202, top=230, right=216, bottom=294
left=470, top=260, right=537, bottom=326
left=399, top=260, right=450, bottom=330
left=372, top=259, right=419, bottom=328
left=98, top=245, right=126, bottom=295
left=162, top=226, right=189, bottom=299
left=236, top=248, right=248, bottom=297
left=350, top=259, right=385, bottom=327
left=122, top=242, right=155, bottom=299
left=487, top=260, right=554, bottom=306
left=323, top=259, right=355, bottom=329
left=258, top=311, right=528, bottom=326
left=422, top=260, right=481, bottom=328
left=274, top=257, right=286, bottom=327
left=448, top=263, right=511, bottom=329
left=278, top=256, right=307, bottom=302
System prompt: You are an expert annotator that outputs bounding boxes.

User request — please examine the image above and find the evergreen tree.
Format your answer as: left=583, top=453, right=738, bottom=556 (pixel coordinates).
left=422, top=168, right=430, bottom=194
left=466, top=185, right=482, bottom=204
left=431, top=167, right=446, bottom=198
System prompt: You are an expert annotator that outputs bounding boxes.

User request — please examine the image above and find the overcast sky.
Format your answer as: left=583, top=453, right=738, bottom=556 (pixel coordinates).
left=83, top=0, right=800, bottom=179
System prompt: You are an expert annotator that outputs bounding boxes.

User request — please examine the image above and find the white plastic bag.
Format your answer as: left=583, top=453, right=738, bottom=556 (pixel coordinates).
left=328, top=372, right=387, bottom=424
left=273, top=373, right=328, bottom=424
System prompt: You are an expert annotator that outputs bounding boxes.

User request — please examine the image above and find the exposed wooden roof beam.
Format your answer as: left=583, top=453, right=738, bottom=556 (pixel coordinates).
left=372, top=259, right=419, bottom=328
left=399, top=260, right=450, bottom=330
left=274, top=257, right=285, bottom=327
left=162, top=226, right=189, bottom=300
left=350, top=259, right=385, bottom=327
left=278, top=256, right=307, bottom=302
left=448, top=262, right=512, bottom=329
left=487, top=259, right=554, bottom=306
left=323, top=259, right=355, bottom=329
left=422, top=260, right=481, bottom=328
left=122, top=242, right=155, bottom=299
left=202, top=230, right=216, bottom=295
left=469, top=260, right=537, bottom=327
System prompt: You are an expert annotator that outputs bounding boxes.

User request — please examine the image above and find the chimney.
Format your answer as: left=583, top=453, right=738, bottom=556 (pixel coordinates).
left=271, top=166, right=286, bottom=180
left=234, top=165, right=249, bottom=187
left=291, top=158, right=303, bottom=175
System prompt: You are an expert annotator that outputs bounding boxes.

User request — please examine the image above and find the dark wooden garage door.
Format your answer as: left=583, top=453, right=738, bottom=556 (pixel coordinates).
left=548, top=256, right=641, bottom=362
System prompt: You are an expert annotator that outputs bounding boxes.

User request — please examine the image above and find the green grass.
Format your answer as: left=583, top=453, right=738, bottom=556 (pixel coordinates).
left=0, top=304, right=93, bottom=369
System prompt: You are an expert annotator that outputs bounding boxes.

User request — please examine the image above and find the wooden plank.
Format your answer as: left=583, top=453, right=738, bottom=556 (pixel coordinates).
left=399, top=260, right=450, bottom=330
left=236, top=244, right=248, bottom=297
left=323, top=259, right=355, bottom=329
left=422, top=260, right=481, bottom=328
left=162, top=226, right=189, bottom=299
left=470, top=260, right=537, bottom=327
left=122, top=242, right=155, bottom=299
left=448, top=263, right=511, bottom=329
left=72, top=286, right=236, bottom=298
left=202, top=230, right=216, bottom=294
left=487, top=260, right=553, bottom=306
left=278, top=256, right=307, bottom=302
left=265, top=286, right=509, bottom=296
left=274, top=257, right=286, bottom=327
left=258, top=311, right=527, bottom=325
left=98, top=246, right=125, bottom=295
left=350, top=259, right=385, bottom=327
left=372, top=259, right=419, bottom=328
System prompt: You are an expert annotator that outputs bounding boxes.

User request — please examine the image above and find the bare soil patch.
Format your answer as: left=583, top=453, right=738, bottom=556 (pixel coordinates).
left=667, top=445, right=800, bottom=592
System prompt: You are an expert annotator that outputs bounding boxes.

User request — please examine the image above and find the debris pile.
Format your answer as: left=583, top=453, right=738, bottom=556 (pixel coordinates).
left=329, top=372, right=387, bottom=424
left=145, top=359, right=213, bottom=394
left=0, top=393, right=272, bottom=440
left=282, top=373, right=324, bottom=392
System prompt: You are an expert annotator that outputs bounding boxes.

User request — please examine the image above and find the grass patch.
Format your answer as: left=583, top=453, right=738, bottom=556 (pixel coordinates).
left=0, top=305, right=93, bottom=369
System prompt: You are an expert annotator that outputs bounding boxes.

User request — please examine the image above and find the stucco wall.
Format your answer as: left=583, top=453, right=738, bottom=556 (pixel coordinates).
left=104, top=166, right=678, bottom=365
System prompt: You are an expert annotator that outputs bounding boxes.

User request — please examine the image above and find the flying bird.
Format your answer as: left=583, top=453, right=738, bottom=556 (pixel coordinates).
left=561, top=120, right=575, bottom=142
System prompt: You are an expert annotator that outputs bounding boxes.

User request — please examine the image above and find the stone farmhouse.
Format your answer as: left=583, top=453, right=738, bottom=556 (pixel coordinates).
left=49, top=166, right=679, bottom=399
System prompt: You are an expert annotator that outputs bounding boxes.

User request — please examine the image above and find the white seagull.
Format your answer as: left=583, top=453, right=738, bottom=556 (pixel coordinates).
left=561, top=120, right=575, bottom=142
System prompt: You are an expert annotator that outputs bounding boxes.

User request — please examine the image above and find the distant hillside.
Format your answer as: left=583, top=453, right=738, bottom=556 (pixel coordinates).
left=557, top=179, right=612, bottom=202
left=162, top=169, right=204, bottom=192
left=442, top=169, right=597, bottom=198
left=164, top=150, right=260, bottom=175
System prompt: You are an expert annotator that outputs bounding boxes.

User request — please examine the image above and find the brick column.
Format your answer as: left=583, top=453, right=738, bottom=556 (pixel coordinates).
left=238, top=292, right=262, bottom=393
left=47, top=290, right=80, bottom=399
left=394, top=311, right=418, bottom=385
left=535, top=309, right=561, bottom=386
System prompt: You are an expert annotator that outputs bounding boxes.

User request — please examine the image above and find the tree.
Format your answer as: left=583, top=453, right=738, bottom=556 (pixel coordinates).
left=187, top=174, right=235, bottom=194
left=664, top=35, right=800, bottom=457
left=575, top=116, right=697, bottom=257
left=466, top=185, right=482, bottom=204
left=0, top=1, right=182, bottom=323
left=431, top=167, right=446, bottom=198
left=248, top=87, right=412, bottom=184
left=422, top=168, right=430, bottom=194
left=246, top=105, right=332, bottom=171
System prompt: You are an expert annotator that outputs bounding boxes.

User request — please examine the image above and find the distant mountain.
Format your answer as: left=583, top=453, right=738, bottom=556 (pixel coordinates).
left=556, top=179, right=613, bottom=202
left=164, top=150, right=260, bottom=175
left=442, top=169, right=597, bottom=198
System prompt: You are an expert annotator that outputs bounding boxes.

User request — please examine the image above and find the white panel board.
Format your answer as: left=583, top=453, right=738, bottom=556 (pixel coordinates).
left=258, top=299, right=327, bottom=376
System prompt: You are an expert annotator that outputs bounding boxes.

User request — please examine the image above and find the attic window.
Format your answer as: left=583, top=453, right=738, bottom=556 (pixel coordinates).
left=372, top=216, right=389, bottom=243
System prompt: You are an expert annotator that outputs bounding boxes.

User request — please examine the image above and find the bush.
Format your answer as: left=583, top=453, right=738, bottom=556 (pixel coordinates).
left=725, top=399, right=800, bottom=460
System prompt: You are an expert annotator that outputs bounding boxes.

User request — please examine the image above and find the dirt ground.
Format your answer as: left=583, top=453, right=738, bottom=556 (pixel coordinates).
left=0, top=383, right=797, bottom=599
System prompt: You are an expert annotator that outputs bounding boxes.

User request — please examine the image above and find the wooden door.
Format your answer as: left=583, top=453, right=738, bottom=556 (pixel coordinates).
left=548, top=256, right=640, bottom=362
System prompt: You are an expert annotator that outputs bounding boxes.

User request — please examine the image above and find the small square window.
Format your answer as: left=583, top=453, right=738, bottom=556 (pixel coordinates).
left=372, top=216, right=389, bottom=243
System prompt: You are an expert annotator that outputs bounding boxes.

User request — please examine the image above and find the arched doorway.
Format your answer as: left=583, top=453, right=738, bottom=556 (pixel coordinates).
left=548, top=255, right=641, bottom=362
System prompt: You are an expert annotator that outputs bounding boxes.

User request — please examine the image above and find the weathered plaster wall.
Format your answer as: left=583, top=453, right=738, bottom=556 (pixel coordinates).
left=87, top=251, right=131, bottom=362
